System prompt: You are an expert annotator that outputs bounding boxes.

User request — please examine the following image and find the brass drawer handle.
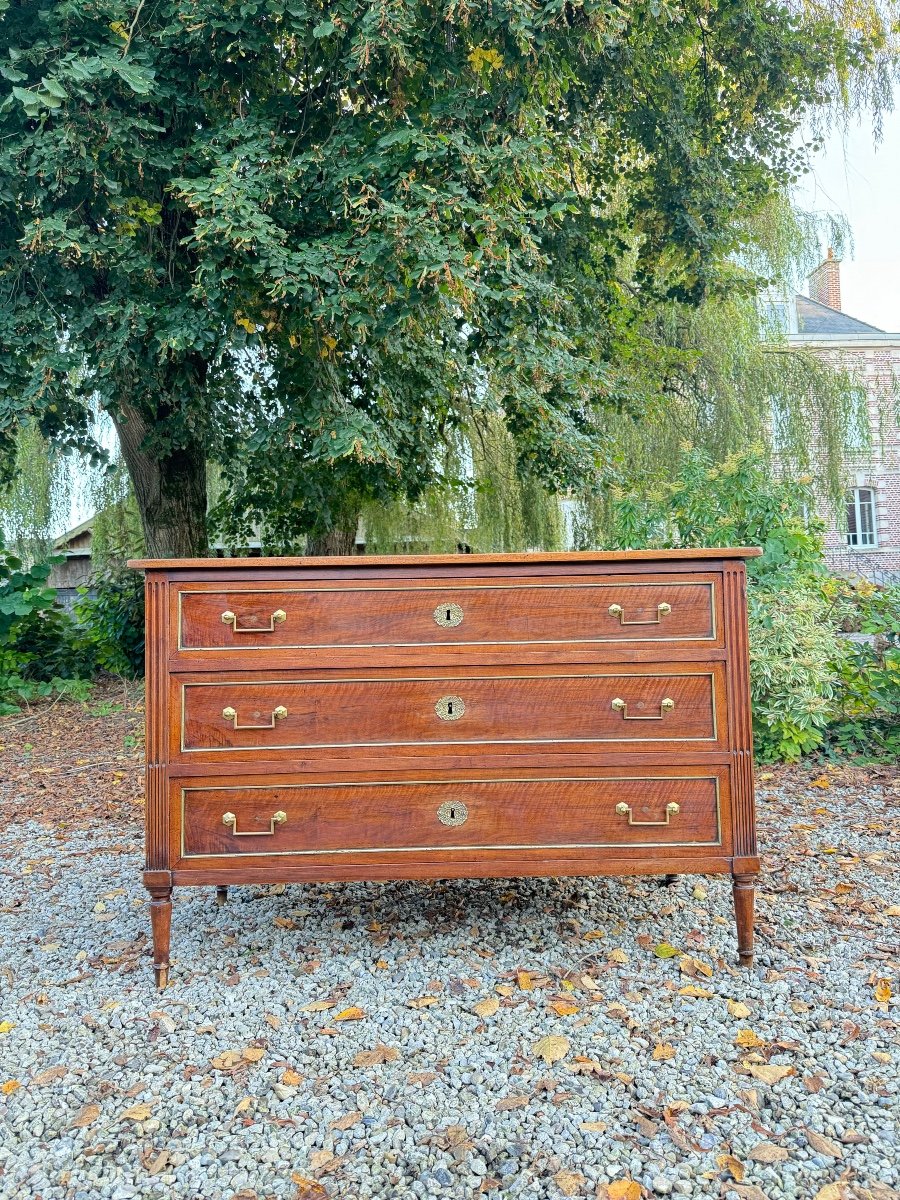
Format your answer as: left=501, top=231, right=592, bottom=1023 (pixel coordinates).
left=222, top=704, right=288, bottom=729
left=434, top=694, right=465, bottom=721
left=616, top=801, right=680, bottom=826
left=222, top=809, right=287, bottom=836
left=611, top=696, right=675, bottom=720
left=433, top=602, right=464, bottom=628
left=221, top=608, right=287, bottom=632
left=608, top=601, right=671, bottom=625
left=437, top=801, right=468, bottom=826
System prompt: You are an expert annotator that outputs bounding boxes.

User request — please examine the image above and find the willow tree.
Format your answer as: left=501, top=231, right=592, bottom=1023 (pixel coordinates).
left=1, top=1, right=894, bottom=556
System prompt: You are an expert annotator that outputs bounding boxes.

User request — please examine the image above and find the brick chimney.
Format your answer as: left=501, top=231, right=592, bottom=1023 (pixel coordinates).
left=808, top=248, right=842, bottom=311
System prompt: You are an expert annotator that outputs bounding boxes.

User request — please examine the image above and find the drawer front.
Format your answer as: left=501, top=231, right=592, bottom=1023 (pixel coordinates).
left=177, top=668, right=722, bottom=758
left=178, top=774, right=723, bottom=858
left=175, top=574, right=718, bottom=656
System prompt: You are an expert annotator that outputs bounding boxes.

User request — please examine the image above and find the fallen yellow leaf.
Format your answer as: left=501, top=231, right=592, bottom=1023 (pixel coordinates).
left=282, top=1068, right=303, bottom=1085
left=678, top=986, right=714, bottom=999
left=554, top=1170, right=585, bottom=1196
left=0, top=1021, right=14, bottom=1035
left=211, top=1050, right=243, bottom=1070
left=548, top=1000, right=579, bottom=1017
left=874, top=979, right=891, bottom=1004
left=517, top=970, right=534, bottom=990
left=264, top=1013, right=281, bottom=1029
left=582, top=930, right=605, bottom=940
left=333, top=1006, right=366, bottom=1021
left=679, top=954, right=713, bottom=978
left=809, top=775, right=831, bottom=789
left=235, top=1096, right=254, bottom=1114
left=607, top=1180, right=642, bottom=1200
left=734, top=1028, right=767, bottom=1049
left=471, top=997, right=500, bottom=1019
left=581, top=1120, right=607, bottom=1132
left=301, top=1000, right=336, bottom=1012
left=716, top=1153, right=745, bottom=1182
left=804, top=1127, right=843, bottom=1158
left=746, top=1063, right=793, bottom=1084
left=608, top=948, right=628, bottom=964
left=727, top=999, right=752, bottom=1019
left=652, top=1042, right=676, bottom=1061
left=653, top=942, right=680, bottom=959
left=352, top=1044, right=399, bottom=1067
left=242, top=1047, right=265, bottom=1062
left=1, top=1080, right=20, bottom=1095
left=407, top=996, right=439, bottom=1009
left=532, top=1034, right=570, bottom=1065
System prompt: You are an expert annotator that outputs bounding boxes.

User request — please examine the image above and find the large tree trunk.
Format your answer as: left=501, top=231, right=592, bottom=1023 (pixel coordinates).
left=306, top=520, right=358, bottom=556
left=114, top=401, right=208, bottom=559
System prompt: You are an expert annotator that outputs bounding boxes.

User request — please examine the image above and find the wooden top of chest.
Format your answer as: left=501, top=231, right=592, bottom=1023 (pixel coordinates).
left=130, top=548, right=762, bottom=572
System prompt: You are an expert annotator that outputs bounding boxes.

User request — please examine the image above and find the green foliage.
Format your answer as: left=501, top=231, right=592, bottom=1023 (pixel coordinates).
left=71, top=567, right=145, bottom=678
left=2, top=0, right=895, bottom=555
left=0, top=533, right=88, bottom=711
left=821, top=580, right=900, bottom=761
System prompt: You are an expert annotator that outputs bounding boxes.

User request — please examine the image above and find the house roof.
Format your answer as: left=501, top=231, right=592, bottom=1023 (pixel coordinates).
left=52, top=515, right=95, bottom=553
left=795, top=295, right=886, bottom=337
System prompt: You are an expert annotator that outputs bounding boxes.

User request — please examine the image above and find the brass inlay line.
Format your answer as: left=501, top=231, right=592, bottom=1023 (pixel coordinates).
left=177, top=775, right=723, bottom=858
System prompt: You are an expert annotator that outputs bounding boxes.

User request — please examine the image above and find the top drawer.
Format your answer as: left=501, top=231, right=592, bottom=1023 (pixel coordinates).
left=172, top=573, right=721, bottom=664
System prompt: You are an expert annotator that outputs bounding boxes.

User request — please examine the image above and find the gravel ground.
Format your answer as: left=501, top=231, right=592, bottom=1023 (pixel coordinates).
left=0, top=771, right=898, bottom=1200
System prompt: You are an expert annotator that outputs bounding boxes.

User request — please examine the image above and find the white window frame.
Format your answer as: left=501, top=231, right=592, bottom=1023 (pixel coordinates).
left=846, top=487, right=878, bottom=549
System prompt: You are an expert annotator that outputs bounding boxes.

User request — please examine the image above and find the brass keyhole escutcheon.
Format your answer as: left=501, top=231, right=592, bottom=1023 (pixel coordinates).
left=433, top=602, right=464, bottom=628
left=434, top=694, right=465, bottom=721
left=437, top=801, right=468, bottom=827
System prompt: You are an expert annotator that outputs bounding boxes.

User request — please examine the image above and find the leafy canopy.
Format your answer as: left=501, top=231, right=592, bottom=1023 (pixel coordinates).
left=0, top=0, right=887, bottom=549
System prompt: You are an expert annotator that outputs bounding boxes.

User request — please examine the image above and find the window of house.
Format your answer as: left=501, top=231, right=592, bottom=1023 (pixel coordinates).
left=846, top=487, right=878, bottom=548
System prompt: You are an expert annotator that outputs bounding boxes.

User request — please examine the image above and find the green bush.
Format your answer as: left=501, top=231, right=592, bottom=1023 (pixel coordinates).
left=0, top=536, right=91, bottom=713
left=71, top=566, right=145, bottom=677
left=605, top=447, right=847, bottom=761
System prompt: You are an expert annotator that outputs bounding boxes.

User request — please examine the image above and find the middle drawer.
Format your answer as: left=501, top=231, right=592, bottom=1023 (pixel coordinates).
left=174, top=664, right=726, bottom=761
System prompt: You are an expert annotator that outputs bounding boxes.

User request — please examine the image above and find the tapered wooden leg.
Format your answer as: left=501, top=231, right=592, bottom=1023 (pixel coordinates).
left=216, top=885, right=228, bottom=907
left=732, top=873, right=756, bottom=967
left=149, top=886, right=172, bottom=989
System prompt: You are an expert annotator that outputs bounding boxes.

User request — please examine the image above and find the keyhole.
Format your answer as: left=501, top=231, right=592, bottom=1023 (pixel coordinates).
left=446, top=700, right=454, bottom=716
left=445, top=608, right=452, bottom=622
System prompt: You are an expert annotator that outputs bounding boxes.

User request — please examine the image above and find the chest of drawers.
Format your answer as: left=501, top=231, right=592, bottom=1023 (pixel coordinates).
left=131, top=549, right=760, bottom=988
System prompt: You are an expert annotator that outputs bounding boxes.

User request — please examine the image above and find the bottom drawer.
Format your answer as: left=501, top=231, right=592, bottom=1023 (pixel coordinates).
left=177, top=773, right=723, bottom=859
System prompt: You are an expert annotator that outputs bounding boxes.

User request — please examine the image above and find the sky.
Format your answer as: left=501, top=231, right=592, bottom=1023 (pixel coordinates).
left=794, top=108, right=900, bottom=333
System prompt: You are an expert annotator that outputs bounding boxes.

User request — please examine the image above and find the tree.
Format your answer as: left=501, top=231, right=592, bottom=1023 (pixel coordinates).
left=0, top=0, right=893, bottom=556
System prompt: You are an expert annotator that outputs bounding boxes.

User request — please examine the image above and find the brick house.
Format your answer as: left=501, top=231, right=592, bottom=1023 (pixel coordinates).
left=786, top=252, right=900, bottom=581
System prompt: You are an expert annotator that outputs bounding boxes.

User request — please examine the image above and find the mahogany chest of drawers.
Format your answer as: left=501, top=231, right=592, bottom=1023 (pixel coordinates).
left=131, top=549, right=761, bottom=988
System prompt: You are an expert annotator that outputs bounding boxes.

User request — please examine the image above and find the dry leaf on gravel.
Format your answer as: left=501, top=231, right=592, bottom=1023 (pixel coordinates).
left=32, top=1066, right=67, bottom=1086
left=748, top=1141, right=789, bottom=1163
left=735, top=1028, right=767, bottom=1049
left=352, top=1044, right=399, bottom=1067
left=727, top=999, right=752, bottom=1018
left=745, top=1063, right=793, bottom=1084
left=329, top=1111, right=362, bottom=1131
left=652, top=1042, right=676, bottom=1061
left=731, top=1185, right=771, bottom=1200
left=717, top=1153, right=745, bottom=1182
left=495, top=1094, right=530, bottom=1111
left=69, top=1103, right=100, bottom=1128
left=581, top=1120, right=607, bottom=1132
left=874, top=979, right=891, bottom=1003
left=805, top=1128, right=844, bottom=1158
left=301, top=1000, right=336, bottom=1012
left=517, top=969, right=534, bottom=990
left=472, top=997, right=499, bottom=1019
left=145, top=1150, right=169, bottom=1176
left=678, top=985, right=713, bottom=998
left=407, top=996, right=439, bottom=1009
left=242, top=1047, right=265, bottom=1062
left=333, top=1006, right=366, bottom=1021
left=291, top=1173, right=328, bottom=1198
left=554, top=1170, right=585, bottom=1195
left=120, top=1101, right=156, bottom=1122
left=309, top=1149, right=336, bottom=1171
left=606, top=1181, right=642, bottom=1200
left=607, top=948, right=628, bottom=964
left=282, top=1068, right=302, bottom=1086
left=548, top=1000, right=579, bottom=1016
left=653, top=942, right=679, bottom=958
left=0, top=1021, right=14, bottom=1034
left=532, top=1034, right=570, bottom=1064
